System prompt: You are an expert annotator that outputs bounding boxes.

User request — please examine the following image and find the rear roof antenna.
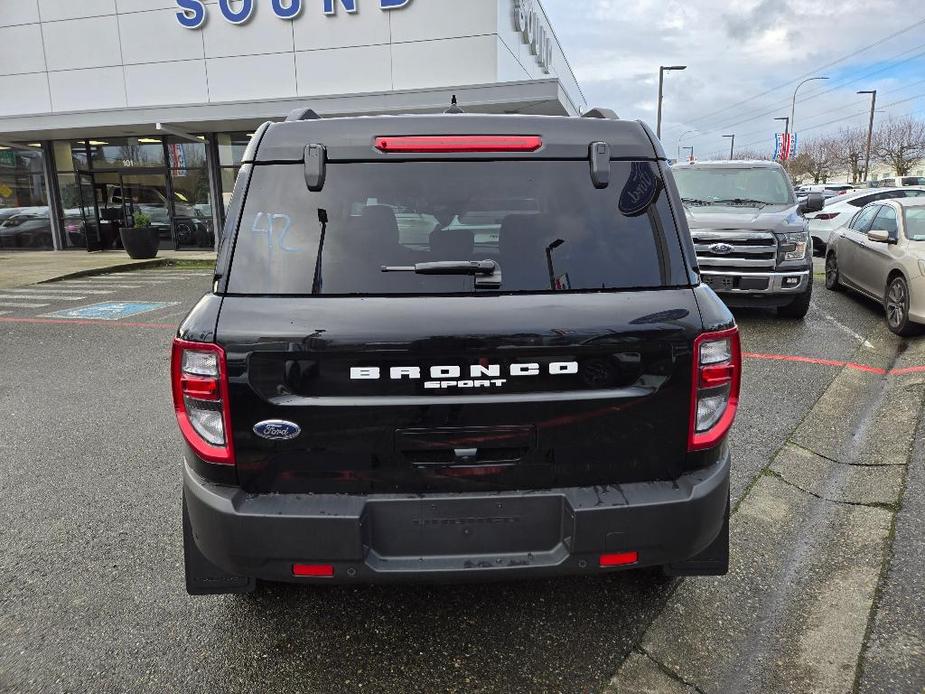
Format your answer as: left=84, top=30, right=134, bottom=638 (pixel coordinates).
left=445, top=95, right=465, bottom=114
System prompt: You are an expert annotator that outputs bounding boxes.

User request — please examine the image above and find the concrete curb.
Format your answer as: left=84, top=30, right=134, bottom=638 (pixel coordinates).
left=35, top=259, right=170, bottom=284
left=607, top=320, right=921, bottom=693
left=34, top=258, right=215, bottom=285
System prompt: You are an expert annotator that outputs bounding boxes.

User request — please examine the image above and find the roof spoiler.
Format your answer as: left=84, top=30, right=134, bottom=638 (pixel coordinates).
left=285, top=107, right=322, bottom=122
left=582, top=107, right=619, bottom=120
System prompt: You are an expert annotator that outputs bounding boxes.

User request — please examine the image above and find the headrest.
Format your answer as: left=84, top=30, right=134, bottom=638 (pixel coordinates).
left=429, top=228, right=474, bottom=259
left=357, top=205, right=400, bottom=247
left=499, top=213, right=551, bottom=258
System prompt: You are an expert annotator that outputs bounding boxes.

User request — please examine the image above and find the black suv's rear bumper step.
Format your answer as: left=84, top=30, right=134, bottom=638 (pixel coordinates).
left=183, top=449, right=729, bottom=584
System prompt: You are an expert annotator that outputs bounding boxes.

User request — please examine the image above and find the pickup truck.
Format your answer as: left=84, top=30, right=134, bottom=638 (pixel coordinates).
left=174, top=108, right=739, bottom=594
left=673, top=160, right=823, bottom=318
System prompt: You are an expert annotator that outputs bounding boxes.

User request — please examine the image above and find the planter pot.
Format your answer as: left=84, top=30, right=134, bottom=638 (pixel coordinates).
left=119, top=226, right=160, bottom=259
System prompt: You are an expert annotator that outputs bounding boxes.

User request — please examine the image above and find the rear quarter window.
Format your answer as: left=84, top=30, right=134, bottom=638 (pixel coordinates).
left=226, top=160, right=690, bottom=295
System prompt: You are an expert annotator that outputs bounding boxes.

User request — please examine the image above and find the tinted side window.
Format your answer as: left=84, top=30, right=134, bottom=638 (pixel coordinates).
left=227, top=161, right=689, bottom=295
left=850, top=206, right=879, bottom=232
left=849, top=194, right=876, bottom=207
left=871, top=206, right=898, bottom=237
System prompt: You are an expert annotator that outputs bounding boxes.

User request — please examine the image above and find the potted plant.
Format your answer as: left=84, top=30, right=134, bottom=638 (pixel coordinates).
left=119, top=211, right=160, bottom=259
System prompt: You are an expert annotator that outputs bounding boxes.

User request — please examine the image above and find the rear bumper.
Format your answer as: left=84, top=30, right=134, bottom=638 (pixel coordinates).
left=184, top=448, right=730, bottom=583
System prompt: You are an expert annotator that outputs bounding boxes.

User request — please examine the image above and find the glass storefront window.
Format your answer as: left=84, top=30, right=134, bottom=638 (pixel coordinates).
left=171, top=167, right=214, bottom=249
left=220, top=166, right=242, bottom=215
left=167, top=139, right=207, bottom=171
left=53, top=141, right=92, bottom=174
left=0, top=146, right=52, bottom=249
left=89, top=137, right=165, bottom=169
left=217, top=132, right=253, bottom=167
left=57, top=173, right=89, bottom=249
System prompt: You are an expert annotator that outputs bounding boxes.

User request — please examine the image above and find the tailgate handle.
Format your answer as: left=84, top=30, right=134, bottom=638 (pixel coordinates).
left=396, top=427, right=536, bottom=466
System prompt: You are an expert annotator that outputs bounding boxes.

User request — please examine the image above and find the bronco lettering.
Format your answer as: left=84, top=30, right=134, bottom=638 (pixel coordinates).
left=350, top=362, right=578, bottom=382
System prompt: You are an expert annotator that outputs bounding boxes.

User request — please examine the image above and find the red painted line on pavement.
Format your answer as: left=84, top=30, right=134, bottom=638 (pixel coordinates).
left=743, top=351, right=925, bottom=377
left=0, top=316, right=175, bottom=330
left=888, top=365, right=925, bottom=376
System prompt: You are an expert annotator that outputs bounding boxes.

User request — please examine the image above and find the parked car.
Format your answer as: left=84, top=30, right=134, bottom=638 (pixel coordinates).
left=825, top=198, right=925, bottom=335
left=0, top=209, right=53, bottom=248
left=807, top=187, right=925, bottom=254
left=175, top=110, right=738, bottom=594
left=870, top=176, right=925, bottom=188
left=795, top=184, right=854, bottom=205
left=673, top=160, right=820, bottom=318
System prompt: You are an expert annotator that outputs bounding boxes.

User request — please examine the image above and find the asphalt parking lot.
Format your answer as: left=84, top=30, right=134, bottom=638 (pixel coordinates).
left=1, top=265, right=923, bottom=693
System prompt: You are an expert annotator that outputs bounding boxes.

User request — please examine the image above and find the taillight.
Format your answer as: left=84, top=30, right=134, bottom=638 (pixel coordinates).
left=689, top=328, right=741, bottom=451
left=171, top=338, right=234, bottom=466
left=374, top=135, right=543, bottom=153
left=812, top=212, right=839, bottom=220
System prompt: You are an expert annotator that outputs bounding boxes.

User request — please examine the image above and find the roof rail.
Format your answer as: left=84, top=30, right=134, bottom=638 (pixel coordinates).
left=582, top=107, right=619, bottom=120
left=285, top=107, right=322, bottom=122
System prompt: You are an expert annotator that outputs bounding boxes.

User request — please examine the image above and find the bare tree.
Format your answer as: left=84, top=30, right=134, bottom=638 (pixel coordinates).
left=731, top=148, right=771, bottom=161
left=789, top=135, right=838, bottom=184
left=874, top=117, right=925, bottom=176
left=829, top=127, right=867, bottom=183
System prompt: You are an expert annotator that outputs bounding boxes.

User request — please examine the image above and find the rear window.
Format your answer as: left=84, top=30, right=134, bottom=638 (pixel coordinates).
left=226, top=161, right=689, bottom=295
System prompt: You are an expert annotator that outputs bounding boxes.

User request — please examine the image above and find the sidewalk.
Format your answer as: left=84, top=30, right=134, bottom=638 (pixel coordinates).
left=0, top=250, right=216, bottom=289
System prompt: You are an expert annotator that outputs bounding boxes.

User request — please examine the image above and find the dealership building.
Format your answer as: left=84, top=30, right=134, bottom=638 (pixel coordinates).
left=0, top=0, right=585, bottom=252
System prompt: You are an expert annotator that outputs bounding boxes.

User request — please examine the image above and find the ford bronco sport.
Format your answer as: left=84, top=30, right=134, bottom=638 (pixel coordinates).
left=173, top=108, right=739, bottom=594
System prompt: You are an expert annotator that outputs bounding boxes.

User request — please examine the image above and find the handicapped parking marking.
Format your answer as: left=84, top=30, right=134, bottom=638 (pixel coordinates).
left=41, top=301, right=181, bottom=321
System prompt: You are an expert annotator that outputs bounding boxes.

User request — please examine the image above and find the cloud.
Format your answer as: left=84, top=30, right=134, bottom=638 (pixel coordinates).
left=723, top=0, right=791, bottom=41
left=542, top=0, right=923, bottom=158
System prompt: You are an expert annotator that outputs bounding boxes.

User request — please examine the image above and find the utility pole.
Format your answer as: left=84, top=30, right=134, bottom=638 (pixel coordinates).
left=722, top=134, right=735, bottom=160
left=858, top=90, right=877, bottom=182
left=682, top=146, right=694, bottom=163
left=656, top=65, right=687, bottom=139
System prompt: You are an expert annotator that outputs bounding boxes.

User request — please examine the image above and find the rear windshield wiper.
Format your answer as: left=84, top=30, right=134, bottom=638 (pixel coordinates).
left=381, top=260, right=502, bottom=288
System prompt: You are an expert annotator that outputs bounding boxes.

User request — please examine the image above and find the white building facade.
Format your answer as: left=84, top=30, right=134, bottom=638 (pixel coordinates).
left=0, top=0, right=585, bottom=252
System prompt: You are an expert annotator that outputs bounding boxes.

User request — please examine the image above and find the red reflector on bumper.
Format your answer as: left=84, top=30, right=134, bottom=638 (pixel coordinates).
left=292, top=563, right=334, bottom=578
left=599, top=551, right=639, bottom=567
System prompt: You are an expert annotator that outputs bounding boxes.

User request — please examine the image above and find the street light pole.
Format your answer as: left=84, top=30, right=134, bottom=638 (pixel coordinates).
left=722, top=134, right=735, bottom=160
left=790, top=76, right=829, bottom=137
left=858, top=90, right=877, bottom=182
left=656, top=65, right=687, bottom=139
left=676, top=129, right=697, bottom=161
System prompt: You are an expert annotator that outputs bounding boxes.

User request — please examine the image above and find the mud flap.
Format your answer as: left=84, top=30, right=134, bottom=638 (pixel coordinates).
left=663, top=496, right=729, bottom=577
left=183, top=492, right=256, bottom=595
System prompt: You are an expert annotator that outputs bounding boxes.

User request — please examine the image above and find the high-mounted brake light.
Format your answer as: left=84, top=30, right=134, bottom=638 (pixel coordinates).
left=689, top=327, right=741, bottom=451
left=171, top=338, right=235, bottom=466
left=374, top=135, right=543, bottom=153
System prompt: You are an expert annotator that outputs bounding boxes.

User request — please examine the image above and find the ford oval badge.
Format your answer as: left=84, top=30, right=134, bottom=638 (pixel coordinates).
left=253, top=420, right=301, bottom=441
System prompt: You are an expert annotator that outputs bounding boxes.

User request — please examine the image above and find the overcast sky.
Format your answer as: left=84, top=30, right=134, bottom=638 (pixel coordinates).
left=543, top=0, right=925, bottom=159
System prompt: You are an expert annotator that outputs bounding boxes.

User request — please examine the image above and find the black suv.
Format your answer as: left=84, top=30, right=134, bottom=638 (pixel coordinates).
left=173, top=109, right=739, bottom=594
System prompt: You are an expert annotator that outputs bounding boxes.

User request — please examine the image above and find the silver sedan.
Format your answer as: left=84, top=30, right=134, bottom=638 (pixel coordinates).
left=825, top=198, right=925, bottom=336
